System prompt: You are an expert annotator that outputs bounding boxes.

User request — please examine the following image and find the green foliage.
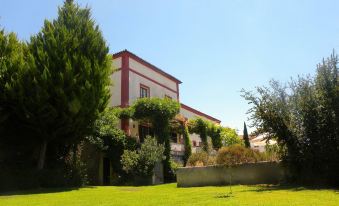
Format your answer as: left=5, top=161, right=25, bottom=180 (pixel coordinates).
left=189, top=118, right=240, bottom=151
left=0, top=0, right=112, bottom=172
left=187, top=151, right=209, bottom=167
left=132, top=98, right=180, bottom=122
left=169, top=159, right=181, bottom=175
left=216, top=145, right=263, bottom=166
left=113, top=107, right=134, bottom=120
left=87, top=108, right=127, bottom=176
left=0, top=29, right=33, bottom=133
left=220, top=127, right=242, bottom=146
left=243, top=122, right=250, bottom=148
left=189, top=118, right=209, bottom=151
left=0, top=0, right=112, bottom=190
left=182, top=123, right=192, bottom=166
left=207, top=123, right=223, bottom=150
left=242, top=52, right=339, bottom=186
left=131, top=97, right=180, bottom=182
left=121, top=136, right=164, bottom=178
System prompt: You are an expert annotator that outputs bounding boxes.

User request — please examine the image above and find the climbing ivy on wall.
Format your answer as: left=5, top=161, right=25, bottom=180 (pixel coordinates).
left=189, top=118, right=209, bottom=152
left=119, top=97, right=180, bottom=182
left=208, top=123, right=223, bottom=150
left=189, top=118, right=225, bottom=151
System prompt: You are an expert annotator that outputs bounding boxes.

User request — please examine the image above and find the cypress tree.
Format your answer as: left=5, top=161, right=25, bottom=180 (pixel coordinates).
left=243, top=122, right=250, bottom=148
left=182, top=122, right=192, bottom=166
left=24, top=0, right=111, bottom=170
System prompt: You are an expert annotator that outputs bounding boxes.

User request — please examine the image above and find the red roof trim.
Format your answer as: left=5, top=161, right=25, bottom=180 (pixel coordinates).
left=129, top=68, right=178, bottom=94
left=113, top=50, right=182, bottom=84
left=181, top=103, right=221, bottom=123
left=120, top=53, right=129, bottom=108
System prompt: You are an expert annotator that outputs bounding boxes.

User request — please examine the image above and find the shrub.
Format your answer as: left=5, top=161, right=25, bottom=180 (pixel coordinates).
left=216, top=145, right=263, bottom=166
left=169, top=159, right=182, bottom=177
left=121, top=136, right=164, bottom=178
left=187, top=152, right=208, bottom=166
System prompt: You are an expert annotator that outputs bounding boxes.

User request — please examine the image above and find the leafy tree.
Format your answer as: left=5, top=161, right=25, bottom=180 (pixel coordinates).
left=121, top=136, right=164, bottom=178
left=23, top=0, right=112, bottom=170
left=219, top=127, right=241, bottom=147
left=243, top=122, right=250, bottom=148
left=182, top=122, right=192, bottom=166
left=86, top=108, right=126, bottom=176
left=242, top=52, right=339, bottom=186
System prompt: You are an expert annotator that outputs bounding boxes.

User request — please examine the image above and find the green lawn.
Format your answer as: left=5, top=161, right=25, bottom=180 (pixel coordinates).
left=0, top=183, right=338, bottom=206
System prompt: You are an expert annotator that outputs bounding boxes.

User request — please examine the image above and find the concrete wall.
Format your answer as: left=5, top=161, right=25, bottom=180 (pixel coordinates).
left=177, top=162, right=284, bottom=187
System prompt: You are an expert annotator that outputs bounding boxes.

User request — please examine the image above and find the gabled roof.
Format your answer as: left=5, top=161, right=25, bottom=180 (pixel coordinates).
left=113, top=50, right=182, bottom=84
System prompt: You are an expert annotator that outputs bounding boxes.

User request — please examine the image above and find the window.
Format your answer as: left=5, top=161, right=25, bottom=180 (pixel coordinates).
left=140, top=84, right=150, bottom=98
left=138, top=125, right=154, bottom=143
left=170, top=133, right=178, bottom=143
left=192, top=141, right=197, bottom=147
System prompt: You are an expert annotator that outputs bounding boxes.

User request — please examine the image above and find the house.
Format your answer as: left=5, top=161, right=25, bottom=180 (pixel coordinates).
left=250, top=134, right=277, bottom=152
left=94, top=50, right=220, bottom=185
left=110, top=50, right=220, bottom=157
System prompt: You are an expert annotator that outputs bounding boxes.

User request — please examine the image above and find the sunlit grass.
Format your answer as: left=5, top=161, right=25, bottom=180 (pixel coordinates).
left=0, top=183, right=338, bottom=206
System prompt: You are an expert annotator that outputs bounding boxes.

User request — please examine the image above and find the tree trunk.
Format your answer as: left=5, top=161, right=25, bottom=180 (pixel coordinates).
left=37, top=139, right=48, bottom=170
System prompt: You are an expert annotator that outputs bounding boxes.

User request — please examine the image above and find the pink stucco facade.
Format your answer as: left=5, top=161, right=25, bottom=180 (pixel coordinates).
left=111, top=50, right=220, bottom=161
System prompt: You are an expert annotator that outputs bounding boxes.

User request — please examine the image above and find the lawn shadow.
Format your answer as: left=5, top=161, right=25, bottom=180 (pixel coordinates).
left=243, top=184, right=339, bottom=193
left=214, top=193, right=234, bottom=199
left=0, top=186, right=96, bottom=197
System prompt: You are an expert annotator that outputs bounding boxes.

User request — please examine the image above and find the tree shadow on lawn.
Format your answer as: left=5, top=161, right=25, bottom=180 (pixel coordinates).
left=0, top=186, right=96, bottom=197
left=242, top=184, right=339, bottom=193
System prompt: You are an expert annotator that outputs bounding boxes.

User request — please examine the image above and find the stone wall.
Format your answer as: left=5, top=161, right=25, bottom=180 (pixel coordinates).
left=177, top=162, right=284, bottom=187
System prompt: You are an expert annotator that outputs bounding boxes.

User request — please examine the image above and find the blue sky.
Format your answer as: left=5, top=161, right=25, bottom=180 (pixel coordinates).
left=1, top=0, right=339, bottom=133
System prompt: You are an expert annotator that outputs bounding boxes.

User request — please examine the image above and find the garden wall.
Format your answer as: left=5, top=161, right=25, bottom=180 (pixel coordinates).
left=176, top=161, right=284, bottom=187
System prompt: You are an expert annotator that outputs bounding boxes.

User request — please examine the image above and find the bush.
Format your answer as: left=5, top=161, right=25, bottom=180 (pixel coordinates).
left=216, top=145, right=263, bottom=166
left=187, top=152, right=216, bottom=167
left=121, top=136, right=164, bottom=179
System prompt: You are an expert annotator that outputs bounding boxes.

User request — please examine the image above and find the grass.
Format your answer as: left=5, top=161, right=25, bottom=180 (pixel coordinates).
left=0, top=184, right=338, bottom=206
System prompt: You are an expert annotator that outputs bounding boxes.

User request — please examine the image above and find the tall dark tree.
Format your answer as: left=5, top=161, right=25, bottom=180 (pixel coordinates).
left=7, top=0, right=112, bottom=170
left=0, top=30, right=28, bottom=128
left=243, top=122, right=250, bottom=148
left=182, top=122, right=192, bottom=166
left=0, top=29, right=37, bottom=169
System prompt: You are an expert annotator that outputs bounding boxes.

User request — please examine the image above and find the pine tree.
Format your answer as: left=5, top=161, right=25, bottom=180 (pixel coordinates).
left=243, top=122, right=250, bottom=148
left=23, top=0, right=111, bottom=170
